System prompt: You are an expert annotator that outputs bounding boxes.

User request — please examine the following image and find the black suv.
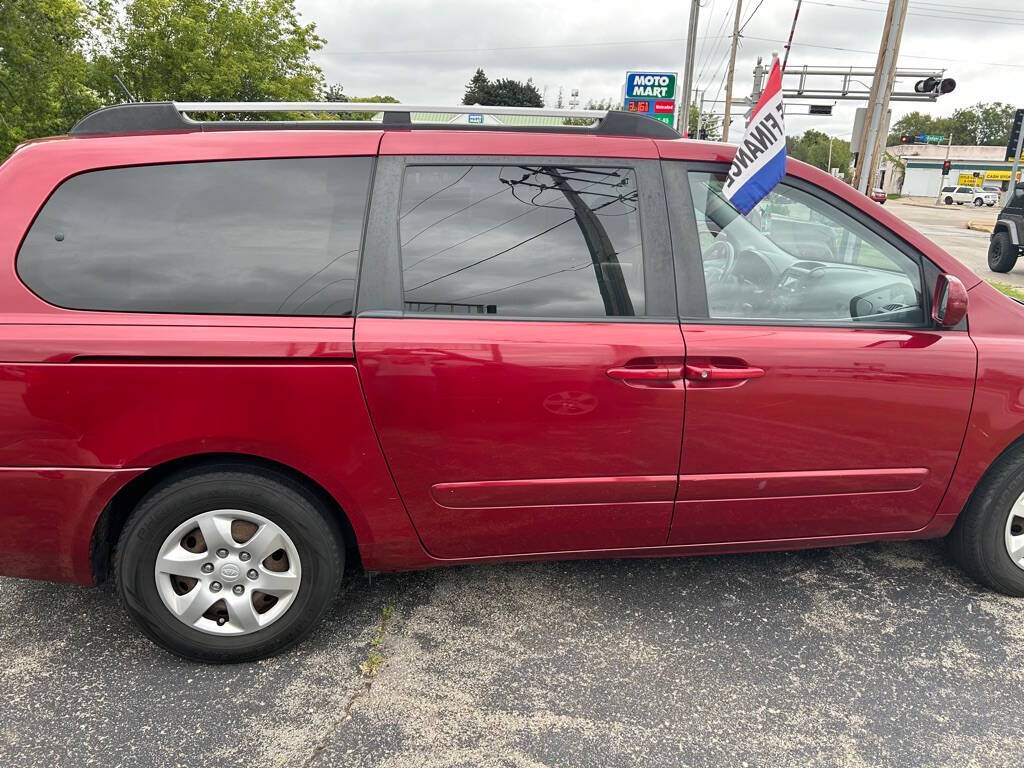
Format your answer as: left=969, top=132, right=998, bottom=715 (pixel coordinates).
left=989, top=182, right=1024, bottom=272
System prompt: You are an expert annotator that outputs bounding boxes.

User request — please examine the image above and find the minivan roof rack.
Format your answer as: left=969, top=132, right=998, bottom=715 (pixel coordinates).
left=69, top=101, right=682, bottom=140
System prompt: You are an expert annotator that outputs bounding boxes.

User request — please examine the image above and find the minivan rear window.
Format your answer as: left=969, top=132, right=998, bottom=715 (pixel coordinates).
left=18, top=157, right=373, bottom=316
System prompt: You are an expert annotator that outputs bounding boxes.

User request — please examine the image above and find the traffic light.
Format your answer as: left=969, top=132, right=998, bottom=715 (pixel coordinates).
left=1007, top=109, right=1024, bottom=162
left=900, top=134, right=916, bottom=145
left=942, top=160, right=951, bottom=175
left=914, top=77, right=956, bottom=95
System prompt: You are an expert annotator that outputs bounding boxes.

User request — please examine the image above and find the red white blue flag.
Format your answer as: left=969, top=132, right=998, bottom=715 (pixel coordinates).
left=723, top=58, right=786, bottom=215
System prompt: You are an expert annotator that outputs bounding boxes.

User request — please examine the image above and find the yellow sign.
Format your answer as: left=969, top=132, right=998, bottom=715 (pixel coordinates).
left=986, top=170, right=1014, bottom=182
left=957, top=173, right=981, bottom=186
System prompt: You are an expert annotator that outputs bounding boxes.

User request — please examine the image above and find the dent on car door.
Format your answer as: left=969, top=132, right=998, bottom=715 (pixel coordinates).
left=354, top=155, right=686, bottom=559
left=663, top=162, right=977, bottom=544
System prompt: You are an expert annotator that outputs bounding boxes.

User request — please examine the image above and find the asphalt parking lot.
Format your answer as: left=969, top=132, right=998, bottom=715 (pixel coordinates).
left=885, top=197, right=1015, bottom=287
left=3, top=197, right=1022, bottom=768
left=3, top=540, right=1024, bottom=767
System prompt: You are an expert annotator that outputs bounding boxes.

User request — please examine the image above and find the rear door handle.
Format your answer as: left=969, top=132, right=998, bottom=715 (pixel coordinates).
left=607, top=365, right=685, bottom=381
left=684, top=363, right=764, bottom=381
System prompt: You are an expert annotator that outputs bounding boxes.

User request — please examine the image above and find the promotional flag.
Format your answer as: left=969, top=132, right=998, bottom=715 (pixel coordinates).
left=723, top=57, right=786, bottom=215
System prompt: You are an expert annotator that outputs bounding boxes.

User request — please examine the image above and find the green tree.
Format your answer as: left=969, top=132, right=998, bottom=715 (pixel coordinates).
left=887, top=102, right=1015, bottom=147
left=461, top=69, right=542, bottom=107
left=0, top=0, right=102, bottom=158
left=688, top=104, right=721, bottom=141
left=786, top=130, right=852, bottom=178
left=319, top=83, right=398, bottom=120
left=950, top=102, right=1016, bottom=146
left=463, top=68, right=490, bottom=105
left=92, top=0, right=325, bottom=108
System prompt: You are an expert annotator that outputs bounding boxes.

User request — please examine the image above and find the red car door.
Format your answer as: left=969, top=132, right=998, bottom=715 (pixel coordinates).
left=663, top=163, right=977, bottom=545
left=354, top=147, right=685, bottom=558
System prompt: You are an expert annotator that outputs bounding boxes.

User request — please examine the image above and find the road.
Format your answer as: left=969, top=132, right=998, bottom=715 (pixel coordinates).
left=3, top=196, right=1024, bottom=768
left=884, top=198, right=1020, bottom=287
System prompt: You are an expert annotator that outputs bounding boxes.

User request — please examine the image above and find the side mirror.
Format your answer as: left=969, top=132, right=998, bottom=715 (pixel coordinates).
left=932, top=274, right=968, bottom=329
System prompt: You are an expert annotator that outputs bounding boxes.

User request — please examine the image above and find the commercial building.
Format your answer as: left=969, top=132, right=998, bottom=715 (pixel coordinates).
left=880, top=144, right=1021, bottom=197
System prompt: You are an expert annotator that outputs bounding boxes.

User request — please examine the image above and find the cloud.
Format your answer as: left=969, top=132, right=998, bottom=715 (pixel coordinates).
left=295, top=0, right=1022, bottom=141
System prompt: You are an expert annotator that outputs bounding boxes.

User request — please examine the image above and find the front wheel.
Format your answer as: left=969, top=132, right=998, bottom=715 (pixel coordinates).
left=949, top=448, right=1024, bottom=596
left=974, top=198, right=984, bottom=207
left=988, top=231, right=1018, bottom=273
left=115, top=468, right=344, bottom=662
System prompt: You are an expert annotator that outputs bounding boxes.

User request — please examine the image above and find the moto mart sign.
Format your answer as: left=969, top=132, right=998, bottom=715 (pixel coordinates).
left=623, top=72, right=678, bottom=125
left=626, top=72, right=677, bottom=99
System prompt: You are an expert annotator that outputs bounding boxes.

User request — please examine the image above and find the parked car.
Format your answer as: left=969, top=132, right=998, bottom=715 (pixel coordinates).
left=870, top=188, right=887, bottom=204
left=989, top=182, right=1024, bottom=272
left=941, top=185, right=999, bottom=206
left=3, top=101, right=1024, bottom=662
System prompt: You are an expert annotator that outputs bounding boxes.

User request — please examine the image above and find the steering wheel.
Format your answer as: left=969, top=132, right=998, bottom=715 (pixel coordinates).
left=702, top=239, right=735, bottom=284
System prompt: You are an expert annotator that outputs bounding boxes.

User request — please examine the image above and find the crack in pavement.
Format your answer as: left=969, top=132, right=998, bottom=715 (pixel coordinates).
left=302, top=600, right=399, bottom=768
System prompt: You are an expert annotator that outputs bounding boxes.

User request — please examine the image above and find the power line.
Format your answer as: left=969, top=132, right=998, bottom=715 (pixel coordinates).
left=743, top=35, right=1024, bottom=69
left=317, top=36, right=733, bottom=57
left=799, top=0, right=1024, bottom=25
left=855, top=0, right=1024, bottom=16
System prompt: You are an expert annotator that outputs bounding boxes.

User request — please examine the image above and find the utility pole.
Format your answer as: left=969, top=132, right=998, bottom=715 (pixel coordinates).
left=827, top=135, right=834, bottom=174
left=722, top=0, right=743, bottom=142
left=853, top=0, right=909, bottom=195
left=678, top=0, right=701, bottom=136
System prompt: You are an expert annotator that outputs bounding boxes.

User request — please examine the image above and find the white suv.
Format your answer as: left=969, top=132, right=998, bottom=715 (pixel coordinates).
left=941, top=186, right=1000, bottom=207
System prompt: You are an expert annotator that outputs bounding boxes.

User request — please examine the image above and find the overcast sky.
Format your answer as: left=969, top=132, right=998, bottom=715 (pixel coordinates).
left=295, top=0, right=1023, bottom=142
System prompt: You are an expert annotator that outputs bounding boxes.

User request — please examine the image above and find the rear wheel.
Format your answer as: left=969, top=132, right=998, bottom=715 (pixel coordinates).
left=944, top=196, right=953, bottom=205
left=974, top=198, right=984, bottom=207
left=949, top=448, right=1024, bottom=596
left=988, top=231, right=1018, bottom=273
left=115, top=468, right=344, bottom=662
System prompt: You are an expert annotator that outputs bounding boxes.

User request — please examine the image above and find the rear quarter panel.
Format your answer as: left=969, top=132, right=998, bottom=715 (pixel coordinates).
left=0, top=132, right=430, bottom=583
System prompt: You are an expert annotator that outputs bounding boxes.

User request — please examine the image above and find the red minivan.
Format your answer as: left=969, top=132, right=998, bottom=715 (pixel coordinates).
left=2, top=101, right=1024, bottom=662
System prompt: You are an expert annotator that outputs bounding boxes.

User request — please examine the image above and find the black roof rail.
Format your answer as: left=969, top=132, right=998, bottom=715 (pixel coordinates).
left=69, top=101, right=682, bottom=140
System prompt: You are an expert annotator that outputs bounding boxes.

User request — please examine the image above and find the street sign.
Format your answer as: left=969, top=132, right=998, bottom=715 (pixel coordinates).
left=918, top=134, right=945, bottom=144
left=467, top=113, right=483, bottom=125
left=623, top=71, right=678, bottom=126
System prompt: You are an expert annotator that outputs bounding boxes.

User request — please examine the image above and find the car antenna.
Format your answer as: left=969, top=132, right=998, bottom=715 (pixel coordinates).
left=113, top=74, right=136, bottom=103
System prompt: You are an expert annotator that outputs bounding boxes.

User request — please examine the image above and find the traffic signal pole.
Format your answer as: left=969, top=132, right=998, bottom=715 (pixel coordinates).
left=854, top=0, right=909, bottom=195
left=934, top=133, right=953, bottom=206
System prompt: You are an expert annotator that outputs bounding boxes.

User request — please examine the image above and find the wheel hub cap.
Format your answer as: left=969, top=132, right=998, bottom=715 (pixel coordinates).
left=1004, top=495, right=1024, bottom=572
left=154, top=509, right=302, bottom=636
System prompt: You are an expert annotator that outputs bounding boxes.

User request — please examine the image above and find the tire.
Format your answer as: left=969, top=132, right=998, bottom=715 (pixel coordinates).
left=957, top=201, right=964, bottom=205
left=115, top=467, right=344, bottom=662
left=949, top=447, right=1024, bottom=596
left=974, top=198, right=984, bottom=207
left=987, top=203, right=996, bottom=207
left=988, top=230, right=1018, bottom=273
left=944, top=196, right=953, bottom=205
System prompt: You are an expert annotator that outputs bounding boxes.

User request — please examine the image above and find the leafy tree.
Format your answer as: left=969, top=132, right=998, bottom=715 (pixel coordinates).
left=461, top=69, right=542, bottom=107
left=688, top=104, right=721, bottom=141
left=0, top=0, right=102, bottom=158
left=92, top=0, right=325, bottom=109
left=951, top=102, right=1017, bottom=146
left=319, top=83, right=398, bottom=120
left=887, top=102, right=1015, bottom=147
left=786, top=130, right=852, bottom=179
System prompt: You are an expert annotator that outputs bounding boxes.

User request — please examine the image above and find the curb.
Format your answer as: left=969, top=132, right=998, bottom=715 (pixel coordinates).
left=966, top=221, right=995, bottom=234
